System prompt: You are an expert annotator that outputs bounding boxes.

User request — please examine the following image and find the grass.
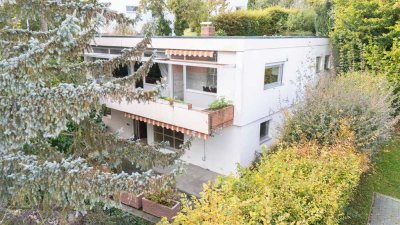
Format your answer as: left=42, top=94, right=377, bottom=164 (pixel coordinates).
left=343, top=135, right=400, bottom=224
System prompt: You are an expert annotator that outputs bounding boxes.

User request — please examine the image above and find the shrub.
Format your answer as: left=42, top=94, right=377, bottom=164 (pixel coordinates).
left=160, top=140, right=366, bottom=225
left=213, top=7, right=295, bottom=36
left=280, top=72, right=399, bottom=152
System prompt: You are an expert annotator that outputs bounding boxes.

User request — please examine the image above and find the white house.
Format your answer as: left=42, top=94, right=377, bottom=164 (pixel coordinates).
left=86, top=33, right=332, bottom=175
left=99, top=0, right=248, bottom=34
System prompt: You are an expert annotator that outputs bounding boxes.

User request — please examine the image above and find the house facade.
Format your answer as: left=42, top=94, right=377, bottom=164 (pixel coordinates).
left=86, top=35, right=332, bottom=175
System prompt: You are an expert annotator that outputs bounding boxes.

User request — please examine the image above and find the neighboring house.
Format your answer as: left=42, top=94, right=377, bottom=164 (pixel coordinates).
left=99, top=0, right=248, bottom=34
left=85, top=30, right=332, bottom=175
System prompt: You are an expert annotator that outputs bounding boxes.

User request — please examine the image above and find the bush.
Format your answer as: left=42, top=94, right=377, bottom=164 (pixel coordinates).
left=160, top=140, right=366, bottom=224
left=213, top=7, right=297, bottom=36
left=280, top=72, right=399, bottom=152
left=213, top=6, right=318, bottom=36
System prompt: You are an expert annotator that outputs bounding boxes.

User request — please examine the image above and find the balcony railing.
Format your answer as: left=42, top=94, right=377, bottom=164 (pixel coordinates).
left=102, top=98, right=234, bottom=137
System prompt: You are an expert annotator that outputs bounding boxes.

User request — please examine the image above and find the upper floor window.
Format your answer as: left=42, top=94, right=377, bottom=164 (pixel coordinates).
left=316, top=56, right=322, bottom=73
left=154, top=126, right=184, bottom=149
left=324, top=55, right=331, bottom=70
left=264, top=64, right=283, bottom=89
left=186, top=67, right=217, bottom=93
left=126, top=6, right=138, bottom=13
left=260, top=120, right=271, bottom=143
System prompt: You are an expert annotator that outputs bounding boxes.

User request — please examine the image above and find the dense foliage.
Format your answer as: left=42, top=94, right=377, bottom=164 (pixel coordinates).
left=212, top=7, right=316, bottom=36
left=161, top=139, right=366, bottom=224
left=331, top=0, right=400, bottom=85
left=280, top=73, right=399, bottom=152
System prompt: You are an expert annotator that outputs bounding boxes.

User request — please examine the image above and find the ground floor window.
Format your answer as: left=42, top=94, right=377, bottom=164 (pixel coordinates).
left=260, top=120, right=271, bottom=143
left=154, top=126, right=184, bottom=149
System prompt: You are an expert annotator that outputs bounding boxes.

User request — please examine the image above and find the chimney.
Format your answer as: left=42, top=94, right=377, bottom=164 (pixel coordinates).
left=201, top=22, right=215, bottom=37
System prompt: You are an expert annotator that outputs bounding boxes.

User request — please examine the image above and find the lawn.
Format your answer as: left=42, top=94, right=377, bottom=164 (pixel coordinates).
left=343, top=135, right=400, bottom=225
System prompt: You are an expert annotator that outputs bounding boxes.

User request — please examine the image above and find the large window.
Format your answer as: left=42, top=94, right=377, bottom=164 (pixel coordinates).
left=135, top=63, right=164, bottom=85
left=154, top=126, right=184, bottom=149
left=264, top=64, right=283, bottom=89
left=186, top=66, right=217, bottom=93
left=260, top=120, right=270, bottom=143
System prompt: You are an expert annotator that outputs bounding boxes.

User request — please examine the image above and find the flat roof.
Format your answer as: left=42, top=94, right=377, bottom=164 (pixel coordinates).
left=92, top=35, right=330, bottom=52
left=97, top=35, right=328, bottom=39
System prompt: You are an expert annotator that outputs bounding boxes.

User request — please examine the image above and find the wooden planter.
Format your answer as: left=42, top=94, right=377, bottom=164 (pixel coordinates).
left=119, top=192, right=144, bottom=209
left=142, top=198, right=181, bottom=221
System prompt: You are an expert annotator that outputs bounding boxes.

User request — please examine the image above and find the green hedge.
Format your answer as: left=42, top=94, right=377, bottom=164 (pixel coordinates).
left=160, top=141, right=366, bottom=224
left=212, top=6, right=315, bottom=36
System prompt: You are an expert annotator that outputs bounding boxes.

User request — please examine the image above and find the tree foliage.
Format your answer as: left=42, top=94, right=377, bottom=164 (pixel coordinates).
left=213, top=7, right=316, bottom=36
left=0, top=0, right=188, bottom=220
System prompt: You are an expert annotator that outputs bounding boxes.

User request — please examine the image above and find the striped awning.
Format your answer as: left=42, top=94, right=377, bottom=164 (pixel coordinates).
left=165, top=49, right=214, bottom=58
left=124, top=112, right=209, bottom=140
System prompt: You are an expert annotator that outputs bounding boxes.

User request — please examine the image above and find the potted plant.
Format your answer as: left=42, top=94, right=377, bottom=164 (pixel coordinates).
left=142, top=186, right=180, bottom=221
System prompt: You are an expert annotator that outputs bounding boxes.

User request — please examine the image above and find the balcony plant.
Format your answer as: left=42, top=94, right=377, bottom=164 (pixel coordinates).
left=208, top=97, right=231, bottom=110
left=142, top=180, right=180, bottom=221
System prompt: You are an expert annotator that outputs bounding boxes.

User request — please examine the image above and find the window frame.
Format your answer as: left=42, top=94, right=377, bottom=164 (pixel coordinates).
left=259, top=120, right=271, bottom=144
left=185, top=66, right=218, bottom=94
left=264, top=63, right=284, bottom=90
left=324, top=55, right=331, bottom=70
left=153, top=126, right=185, bottom=150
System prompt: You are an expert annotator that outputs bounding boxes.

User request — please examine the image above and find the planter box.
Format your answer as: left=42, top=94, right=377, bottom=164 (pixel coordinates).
left=119, top=192, right=144, bottom=209
left=142, top=197, right=181, bottom=221
left=208, top=105, right=234, bottom=131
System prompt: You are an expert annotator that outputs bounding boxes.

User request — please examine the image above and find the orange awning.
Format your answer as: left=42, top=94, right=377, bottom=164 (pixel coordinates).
left=165, top=49, right=214, bottom=58
left=124, top=112, right=209, bottom=140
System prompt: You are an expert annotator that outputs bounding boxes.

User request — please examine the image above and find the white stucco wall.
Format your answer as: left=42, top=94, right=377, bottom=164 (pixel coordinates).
left=95, top=37, right=331, bottom=175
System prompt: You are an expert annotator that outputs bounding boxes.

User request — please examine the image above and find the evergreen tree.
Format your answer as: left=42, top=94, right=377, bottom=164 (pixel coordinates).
left=0, top=0, right=187, bottom=221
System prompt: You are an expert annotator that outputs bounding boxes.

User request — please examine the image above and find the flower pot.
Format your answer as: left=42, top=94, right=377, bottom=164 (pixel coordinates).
left=119, top=192, right=144, bottom=209
left=142, top=197, right=181, bottom=221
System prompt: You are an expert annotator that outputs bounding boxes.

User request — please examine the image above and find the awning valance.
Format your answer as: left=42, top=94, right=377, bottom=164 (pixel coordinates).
left=165, top=49, right=214, bottom=58
left=124, top=112, right=209, bottom=140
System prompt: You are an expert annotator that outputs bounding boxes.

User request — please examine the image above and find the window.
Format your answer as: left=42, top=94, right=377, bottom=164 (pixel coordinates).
left=186, top=66, right=217, bottom=93
left=154, top=126, right=184, bottom=149
left=112, top=64, right=129, bottom=78
left=260, top=120, right=270, bottom=143
left=135, top=62, right=163, bottom=84
left=126, top=6, right=137, bottom=13
left=264, top=64, right=283, bottom=89
left=316, top=56, right=322, bottom=73
left=324, top=55, right=331, bottom=70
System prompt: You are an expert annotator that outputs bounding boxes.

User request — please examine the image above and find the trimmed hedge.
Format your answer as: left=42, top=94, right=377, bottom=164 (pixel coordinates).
left=213, top=6, right=315, bottom=36
left=160, top=141, right=366, bottom=224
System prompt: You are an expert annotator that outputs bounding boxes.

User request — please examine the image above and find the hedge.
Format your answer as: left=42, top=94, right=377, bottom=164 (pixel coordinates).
left=212, top=6, right=315, bottom=36
left=160, top=140, right=366, bottom=224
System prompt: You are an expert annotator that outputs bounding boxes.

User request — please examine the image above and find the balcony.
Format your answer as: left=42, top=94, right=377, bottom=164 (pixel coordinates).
left=103, top=98, right=234, bottom=139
